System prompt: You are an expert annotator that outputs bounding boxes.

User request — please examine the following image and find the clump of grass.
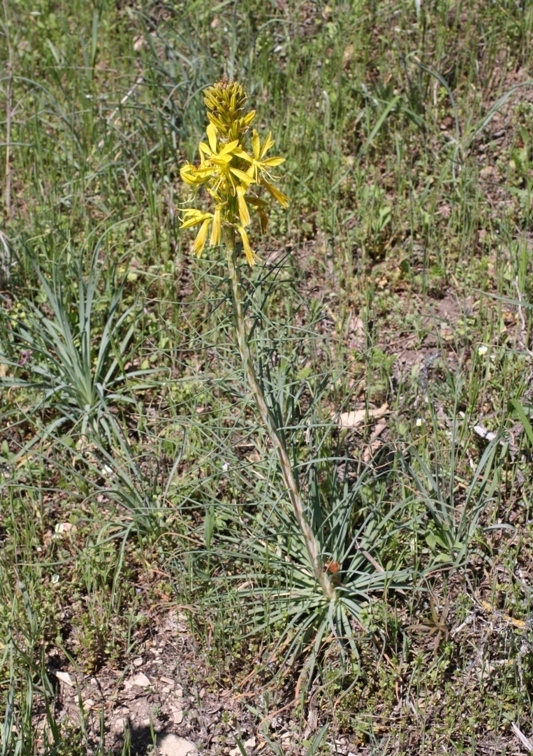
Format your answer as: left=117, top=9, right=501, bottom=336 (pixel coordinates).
left=0, top=253, right=153, bottom=441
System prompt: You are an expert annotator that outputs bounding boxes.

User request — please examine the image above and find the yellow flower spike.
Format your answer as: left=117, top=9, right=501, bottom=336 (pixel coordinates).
left=180, top=79, right=288, bottom=265
left=183, top=81, right=335, bottom=606
left=237, top=225, right=256, bottom=266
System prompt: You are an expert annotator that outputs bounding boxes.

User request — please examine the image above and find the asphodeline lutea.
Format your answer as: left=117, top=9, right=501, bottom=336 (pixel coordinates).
left=180, top=80, right=337, bottom=605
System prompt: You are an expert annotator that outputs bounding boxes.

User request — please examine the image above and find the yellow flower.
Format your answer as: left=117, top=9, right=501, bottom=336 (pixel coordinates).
left=199, top=124, right=240, bottom=164
left=180, top=209, right=216, bottom=257
left=180, top=208, right=212, bottom=230
left=238, top=130, right=286, bottom=184
left=180, top=162, right=212, bottom=186
left=199, top=123, right=253, bottom=195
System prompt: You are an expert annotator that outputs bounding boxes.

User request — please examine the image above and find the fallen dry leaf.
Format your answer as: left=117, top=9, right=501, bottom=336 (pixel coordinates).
left=337, top=403, right=389, bottom=430
left=54, top=671, right=75, bottom=687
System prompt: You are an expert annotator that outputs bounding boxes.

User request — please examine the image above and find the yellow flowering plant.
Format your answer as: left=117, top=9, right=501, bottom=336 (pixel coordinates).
left=180, top=79, right=289, bottom=266
left=179, top=82, right=408, bottom=667
left=180, top=81, right=338, bottom=604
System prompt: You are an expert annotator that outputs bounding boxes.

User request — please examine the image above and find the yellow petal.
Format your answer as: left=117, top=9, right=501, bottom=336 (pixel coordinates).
left=210, top=205, right=222, bottom=246
left=180, top=210, right=212, bottom=229
left=237, top=187, right=251, bottom=227
left=233, top=147, right=253, bottom=163
left=180, top=163, right=200, bottom=185
left=263, top=179, right=289, bottom=208
left=230, top=167, right=255, bottom=185
left=181, top=162, right=212, bottom=186
left=206, top=123, right=217, bottom=153
left=193, top=218, right=211, bottom=256
left=219, top=139, right=240, bottom=155
left=260, top=132, right=275, bottom=158
left=252, top=130, right=260, bottom=159
left=210, top=153, right=233, bottom=166
left=199, top=142, right=212, bottom=158
left=237, top=225, right=256, bottom=266
left=264, top=156, right=285, bottom=167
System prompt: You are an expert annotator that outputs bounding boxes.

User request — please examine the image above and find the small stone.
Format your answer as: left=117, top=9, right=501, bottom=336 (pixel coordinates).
left=113, top=717, right=128, bottom=734
left=54, top=671, right=74, bottom=687
left=171, top=708, right=183, bottom=724
left=124, top=672, right=151, bottom=689
left=158, top=734, right=198, bottom=756
left=133, top=657, right=143, bottom=667
left=244, top=736, right=256, bottom=749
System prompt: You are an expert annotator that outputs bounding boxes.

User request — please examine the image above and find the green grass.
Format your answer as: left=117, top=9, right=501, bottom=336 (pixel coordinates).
left=1, top=0, right=533, bottom=753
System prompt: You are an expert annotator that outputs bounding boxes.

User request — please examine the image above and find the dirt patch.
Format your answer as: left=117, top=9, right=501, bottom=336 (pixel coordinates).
left=42, top=612, right=259, bottom=755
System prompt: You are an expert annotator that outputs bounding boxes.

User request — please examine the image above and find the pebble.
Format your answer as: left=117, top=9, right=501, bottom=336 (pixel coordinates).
left=113, top=717, right=127, bottom=734
left=158, top=734, right=198, bottom=756
left=124, top=672, right=151, bottom=689
left=171, top=708, right=183, bottom=724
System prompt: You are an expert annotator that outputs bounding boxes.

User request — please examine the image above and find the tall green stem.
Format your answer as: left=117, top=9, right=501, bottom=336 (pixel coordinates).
left=225, top=237, right=336, bottom=602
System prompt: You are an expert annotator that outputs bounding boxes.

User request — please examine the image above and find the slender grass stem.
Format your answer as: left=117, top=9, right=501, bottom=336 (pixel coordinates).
left=3, top=0, right=13, bottom=222
left=225, top=235, right=336, bottom=602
